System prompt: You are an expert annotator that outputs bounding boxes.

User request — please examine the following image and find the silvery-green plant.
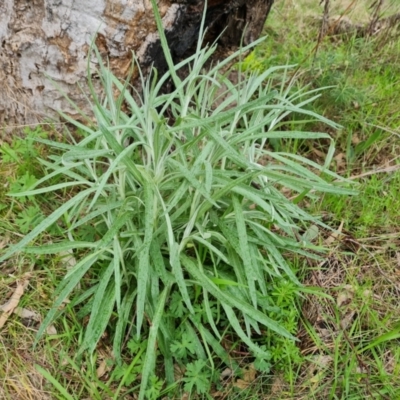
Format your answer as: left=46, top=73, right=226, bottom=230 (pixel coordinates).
left=0, top=1, right=354, bottom=397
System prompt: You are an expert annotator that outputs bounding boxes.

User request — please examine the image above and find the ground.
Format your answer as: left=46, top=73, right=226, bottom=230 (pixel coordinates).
left=1, top=0, right=400, bottom=399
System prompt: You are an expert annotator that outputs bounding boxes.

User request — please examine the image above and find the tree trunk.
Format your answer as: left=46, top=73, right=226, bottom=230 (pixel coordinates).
left=0, top=0, right=274, bottom=131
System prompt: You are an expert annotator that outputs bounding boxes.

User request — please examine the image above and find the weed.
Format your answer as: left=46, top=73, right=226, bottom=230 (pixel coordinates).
left=0, top=1, right=354, bottom=398
left=3, top=1, right=400, bottom=399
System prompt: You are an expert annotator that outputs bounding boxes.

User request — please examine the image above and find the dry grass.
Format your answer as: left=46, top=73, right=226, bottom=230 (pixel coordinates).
left=0, top=334, right=53, bottom=400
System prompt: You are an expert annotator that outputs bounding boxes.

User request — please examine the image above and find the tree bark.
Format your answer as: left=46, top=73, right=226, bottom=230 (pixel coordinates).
left=0, top=0, right=274, bottom=131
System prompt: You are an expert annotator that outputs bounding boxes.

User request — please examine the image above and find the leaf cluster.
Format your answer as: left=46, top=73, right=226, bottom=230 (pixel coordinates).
left=0, top=2, right=355, bottom=397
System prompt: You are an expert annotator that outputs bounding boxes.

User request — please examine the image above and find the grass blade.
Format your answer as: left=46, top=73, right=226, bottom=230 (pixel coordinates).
left=35, top=365, right=75, bottom=400
left=181, top=254, right=294, bottom=340
left=136, top=182, right=155, bottom=337
left=232, top=196, right=257, bottom=308
left=0, top=187, right=95, bottom=262
left=138, top=285, right=170, bottom=400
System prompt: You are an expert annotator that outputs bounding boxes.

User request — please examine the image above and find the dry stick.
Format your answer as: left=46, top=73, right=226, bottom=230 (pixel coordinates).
left=368, top=0, right=384, bottom=36
left=345, top=164, right=400, bottom=180
left=365, top=122, right=400, bottom=138
left=286, top=0, right=358, bottom=87
left=288, top=163, right=400, bottom=202
left=357, top=231, right=400, bottom=241
left=314, top=0, right=331, bottom=62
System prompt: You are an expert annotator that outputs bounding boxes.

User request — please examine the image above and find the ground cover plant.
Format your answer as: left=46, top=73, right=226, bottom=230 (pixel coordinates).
left=1, top=0, right=400, bottom=399
left=0, top=2, right=354, bottom=397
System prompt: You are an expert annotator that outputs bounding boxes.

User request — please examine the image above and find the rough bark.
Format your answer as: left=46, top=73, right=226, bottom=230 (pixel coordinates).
left=0, top=0, right=274, bottom=131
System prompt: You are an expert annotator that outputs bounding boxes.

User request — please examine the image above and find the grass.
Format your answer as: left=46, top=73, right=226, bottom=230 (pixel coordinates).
left=232, top=0, right=400, bottom=398
left=1, top=0, right=400, bottom=398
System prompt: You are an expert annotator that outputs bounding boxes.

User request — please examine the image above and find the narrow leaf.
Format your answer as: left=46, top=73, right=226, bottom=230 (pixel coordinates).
left=136, top=182, right=155, bottom=337
left=232, top=196, right=257, bottom=308
left=0, top=188, right=95, bottom=262
left=138, top=286, right=169, bottom=400
left=181, top=254, right=294, bottom=340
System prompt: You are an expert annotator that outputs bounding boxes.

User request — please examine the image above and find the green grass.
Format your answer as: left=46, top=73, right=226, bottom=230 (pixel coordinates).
left=1, top=0, right=400, bottom=399
left=226, top=0, right=400, bottom=398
